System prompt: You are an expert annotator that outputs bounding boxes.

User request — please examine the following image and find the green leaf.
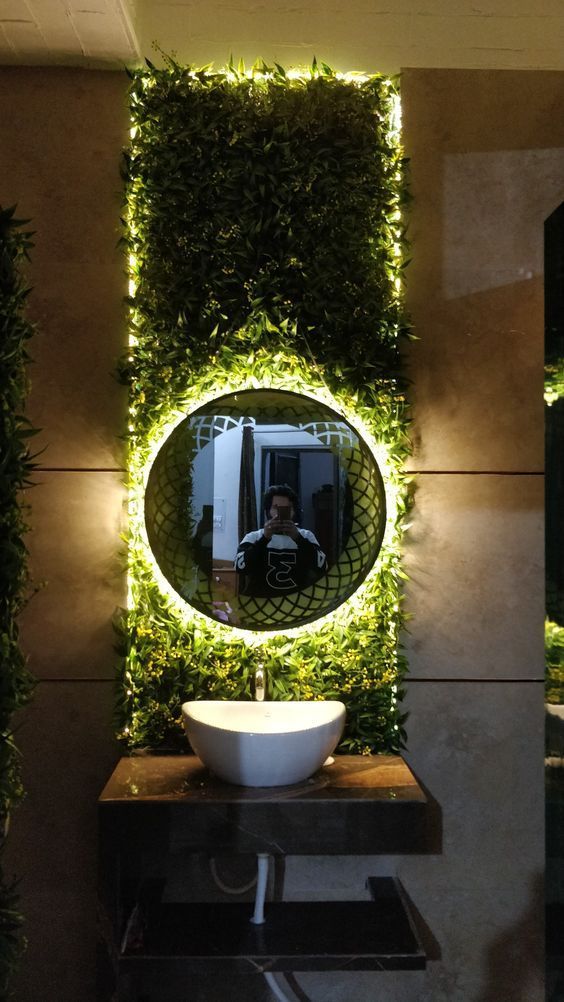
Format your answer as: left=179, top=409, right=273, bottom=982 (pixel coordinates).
left=118, top=56, right=411, bottom=758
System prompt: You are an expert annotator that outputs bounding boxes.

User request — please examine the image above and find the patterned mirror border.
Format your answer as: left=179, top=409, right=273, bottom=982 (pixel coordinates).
left=144, top=389, right=387, bottom=631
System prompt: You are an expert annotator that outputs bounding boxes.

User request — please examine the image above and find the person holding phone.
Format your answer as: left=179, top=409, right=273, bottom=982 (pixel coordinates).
left=235, top=484, right=328, bottom=598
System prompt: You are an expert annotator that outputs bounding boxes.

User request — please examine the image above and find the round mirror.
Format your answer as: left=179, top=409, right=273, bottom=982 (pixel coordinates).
left=144, top=389, right=386, bottom=631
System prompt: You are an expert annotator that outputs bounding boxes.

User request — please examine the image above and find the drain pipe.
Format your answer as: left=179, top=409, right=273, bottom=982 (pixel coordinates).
left=250, top=852, right=270, bottom=924
left=210, top=852, right=298, bottom=1000
left=250, top=853, right=299, bottom=1002
left=263, top=971, right=297, bottom=1002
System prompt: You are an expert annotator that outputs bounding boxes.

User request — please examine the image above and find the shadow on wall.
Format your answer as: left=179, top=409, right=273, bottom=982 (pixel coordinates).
left=402, top=762, right=443, bottom=857
left=478, top=871, right=544, bottom=1002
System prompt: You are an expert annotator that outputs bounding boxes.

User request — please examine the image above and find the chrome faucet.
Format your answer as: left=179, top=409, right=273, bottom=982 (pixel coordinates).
left=254, top=665, right=266, bottom=702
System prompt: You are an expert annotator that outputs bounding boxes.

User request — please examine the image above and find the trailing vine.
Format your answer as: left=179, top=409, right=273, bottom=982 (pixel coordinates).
left=0, top=204, right=37, bottom=995
left=117, top=58, right=412, bottom=754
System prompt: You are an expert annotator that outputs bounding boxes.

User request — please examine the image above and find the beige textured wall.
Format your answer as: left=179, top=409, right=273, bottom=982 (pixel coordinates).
left=134, top=0, right=564, bottom=75
left=285, top=69, right=552, bottom=1002
left=0, top=63, right=551, bottom=1001
left=0, top=67, right=129, bottom=1001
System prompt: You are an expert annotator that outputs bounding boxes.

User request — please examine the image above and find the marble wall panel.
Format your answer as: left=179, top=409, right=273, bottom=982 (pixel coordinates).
left=0, top=67, right=129, bottom=467
left=402, top=68, right=564, bottom=472
left=27, top=259, right=127, bottom=468
left=402, top=473, right=544, bottom=680
left=0, top=68, right=128, bottom=265
left=19, top=471, right=126, bottom=680
left=3, top=681, right=119, bottom=1002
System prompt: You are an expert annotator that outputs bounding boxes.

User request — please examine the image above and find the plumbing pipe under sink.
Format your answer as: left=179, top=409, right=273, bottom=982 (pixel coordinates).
left=249, top=853, right=299, bottom=1002
left=250, top=852, right=269, bottom=924
left=210, top=851, right=297, bottom=999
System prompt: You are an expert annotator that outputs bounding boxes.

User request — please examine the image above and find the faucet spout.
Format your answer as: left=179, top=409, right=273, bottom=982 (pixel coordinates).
left=254, top=665, right=266, bottom=702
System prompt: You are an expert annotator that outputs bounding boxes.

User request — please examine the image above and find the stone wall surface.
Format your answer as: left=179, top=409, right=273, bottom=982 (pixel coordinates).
left=132, top=0, right=564, bottom=76
left=0, top=67, right=129, bottom=1002
left=0, top=62, right=550, bottom=1001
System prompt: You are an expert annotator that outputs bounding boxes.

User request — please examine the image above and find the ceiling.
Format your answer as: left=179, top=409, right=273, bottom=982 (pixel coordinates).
left=0, top=0, right=140, bottom=67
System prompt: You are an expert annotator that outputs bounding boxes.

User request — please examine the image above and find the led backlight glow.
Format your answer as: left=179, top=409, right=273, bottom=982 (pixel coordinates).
left=128, top=373, right=404, bottom=642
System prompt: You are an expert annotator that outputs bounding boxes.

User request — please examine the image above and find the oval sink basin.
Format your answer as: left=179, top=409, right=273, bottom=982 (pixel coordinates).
left=181, top=700, right=346, bottom=787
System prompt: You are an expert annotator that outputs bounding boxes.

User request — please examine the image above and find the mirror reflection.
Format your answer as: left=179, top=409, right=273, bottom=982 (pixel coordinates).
left=236, top=482, right=329, bottom=598
left=145, top=389, right=386, bottom=631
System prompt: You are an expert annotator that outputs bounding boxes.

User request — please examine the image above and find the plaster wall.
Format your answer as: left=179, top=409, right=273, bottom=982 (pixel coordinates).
left=134, top=0, right=564, bottom=76
left=0, top=63, right=551, bottom=1001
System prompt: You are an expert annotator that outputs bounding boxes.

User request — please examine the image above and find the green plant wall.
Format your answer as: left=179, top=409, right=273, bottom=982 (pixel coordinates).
left=546, top=620, right=564, bottom=704
left=0, top=204, right=37, bottom=995
left=117, top=58, right=412, bottom=754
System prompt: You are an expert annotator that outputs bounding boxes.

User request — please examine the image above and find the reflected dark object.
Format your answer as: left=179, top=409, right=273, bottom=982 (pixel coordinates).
left=193, top=505, right=213, bottom=576
left=235, top=483, right=329, bottom=599
left=145, top=389, right=387, bottom=631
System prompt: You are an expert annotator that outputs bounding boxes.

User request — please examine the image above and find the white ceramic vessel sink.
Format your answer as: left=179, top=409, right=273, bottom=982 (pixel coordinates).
left=181, top=700, right=346, bottom=787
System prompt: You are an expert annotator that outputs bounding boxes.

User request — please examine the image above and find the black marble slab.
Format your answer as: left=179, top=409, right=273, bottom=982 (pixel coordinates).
left=99, top=754, right=428, bottom=855
left=98, top=757, right=433, bottom=996
left=120, top=878, right=426, bottom=973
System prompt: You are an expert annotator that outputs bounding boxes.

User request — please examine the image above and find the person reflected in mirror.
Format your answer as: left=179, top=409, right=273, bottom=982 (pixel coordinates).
left=235, top=484, right=328, bottom=597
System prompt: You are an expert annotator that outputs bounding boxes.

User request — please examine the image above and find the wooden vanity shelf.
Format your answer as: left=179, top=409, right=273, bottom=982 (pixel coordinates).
left=98, top=755, right=430, bottom=1000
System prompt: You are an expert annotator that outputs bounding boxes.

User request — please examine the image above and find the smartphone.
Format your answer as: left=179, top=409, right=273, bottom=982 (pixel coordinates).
left=275, top=505, right=291, bottom=522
